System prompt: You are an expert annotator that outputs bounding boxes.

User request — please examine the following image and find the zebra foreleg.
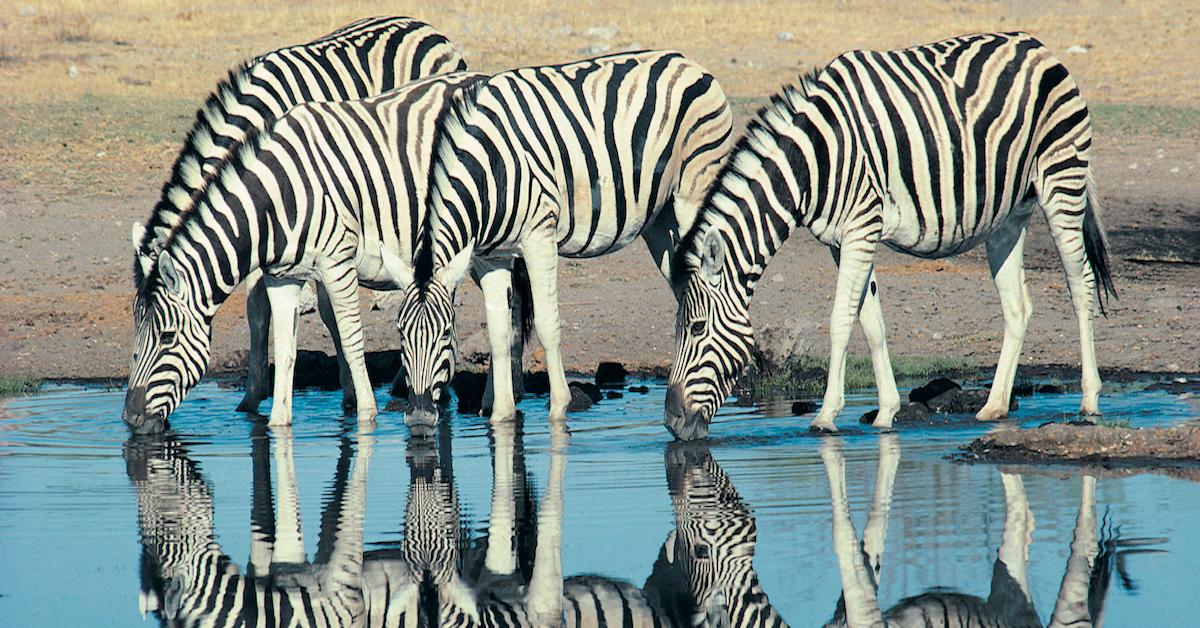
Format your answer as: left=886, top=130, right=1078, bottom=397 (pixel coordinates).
left=238, top=270, right=271, bottom=413
left=478, top=261, right=519, bottom=423
left=520, top=228, right=570, bottom=424
left=315, top=283, right=356, bottom=414
left=861, top=433, right=899, bottom=582
left=525, top=428, right=568, bottom=625
left=812, top=239, right=878, bottom=432
left=856, top=265, right=900, bottom=428
left=270, top=426, right=306, bottom=563
left=264, top=276, right=305, bottom=427
left=1048, top=475, right=1099, bottom=628
left=820, top=437, right=887, bottom=627
left=979, top=223, right=1032, bottom=422
left=318, top=261, right=379, bottom=425
left=997, top=472, right=1035, bottom=600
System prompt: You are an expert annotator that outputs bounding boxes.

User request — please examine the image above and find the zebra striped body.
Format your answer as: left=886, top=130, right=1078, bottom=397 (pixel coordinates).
left=383, top=50, right=733, bottom=427
left=122, top=72, right=485, bottom=432
left=126, top=429, right=375, bottom=627
left=128, top=16, right=466, bottom=423
left=667, top=32, right=1115, bottom=439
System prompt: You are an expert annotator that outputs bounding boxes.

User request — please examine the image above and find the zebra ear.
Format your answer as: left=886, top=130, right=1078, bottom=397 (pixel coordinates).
left=157, top=253, right=184, bottom=297
left=378, top=244, right=414, bottom=289
left=664, top=530, right=678, bottom=564
left=700, top=230, right=724, bottom=285
left=130, top=222, right=146, bottom=251
left=435, top=246, right=473, bottom=290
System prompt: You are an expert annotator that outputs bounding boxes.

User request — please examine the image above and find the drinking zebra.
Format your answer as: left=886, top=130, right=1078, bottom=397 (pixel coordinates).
left=819, top=436, right=1143, bottom=627
left=126, top=426, right=376, bottom=626
left=128, top=16, right=466, bottom=422
left=379, top=50, right=734, bottom=429
left=666, top=32, right=1115, bottom=439
left=123, top=72, right=496, bottom=433
left=643, top=443, right=788, bottom=627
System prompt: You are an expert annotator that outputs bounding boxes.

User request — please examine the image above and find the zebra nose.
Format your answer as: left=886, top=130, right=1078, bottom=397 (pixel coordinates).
left=123, top=386, right=167, bottom=434
left=406, top=391, right=439, bottom=436
left=665, top=384, right=685, bottom=419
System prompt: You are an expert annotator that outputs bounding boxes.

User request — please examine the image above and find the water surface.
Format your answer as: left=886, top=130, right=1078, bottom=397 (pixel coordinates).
left=1, top=381, right=1197, bottom=625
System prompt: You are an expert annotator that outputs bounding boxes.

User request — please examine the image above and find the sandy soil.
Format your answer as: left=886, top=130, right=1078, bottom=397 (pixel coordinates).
left=1, top=1, right=1198, bottom=384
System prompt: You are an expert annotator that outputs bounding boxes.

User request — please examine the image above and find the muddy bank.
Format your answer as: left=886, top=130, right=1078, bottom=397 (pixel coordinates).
left=960, top=420, right=1200, bottom=474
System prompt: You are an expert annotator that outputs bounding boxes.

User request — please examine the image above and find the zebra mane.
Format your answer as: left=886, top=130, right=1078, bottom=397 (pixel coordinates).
left=133, top=59, right=267, bottom=287
left=414, top=80, right=492, bottom=285
left=134, top=122, right=277, bottom=297
left=670, top=67, right=824, bottom=289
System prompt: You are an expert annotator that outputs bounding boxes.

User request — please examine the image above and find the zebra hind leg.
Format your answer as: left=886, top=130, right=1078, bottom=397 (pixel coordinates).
left=519, top=227, right=570, bottom=426
left=856, top=266, right=900, bottom=428
left=1042, top=175, right=1105, bottom=417
left=812, top=239, right=878, bottom=432
left=316, top=283, right=356, bottom=413
left=978, top=219, right=1033, bottom=422
left=238, top=270, right=271, bottom=413
left=318, top=260, right=379, bottom=425
left=264, top=276, right=305, bottom=427
left=478, top=262, right=519, bottom=423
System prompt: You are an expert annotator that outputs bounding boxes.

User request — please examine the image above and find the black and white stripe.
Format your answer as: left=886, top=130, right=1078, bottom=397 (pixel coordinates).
left=128, top=16, right=466, bottom=419
left=667, top=32, right=1115, bottom=439
left=382, top=50, right=733, bottom=428
left=122, top=72, right=486, bottom=433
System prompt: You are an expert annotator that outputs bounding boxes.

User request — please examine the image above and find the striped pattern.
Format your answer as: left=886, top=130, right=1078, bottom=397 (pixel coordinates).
left=122, top=72, right=485, bottom=432
left=396, top=50, right=733, bottom=426
left=667, top=32, right=1115, bottom=439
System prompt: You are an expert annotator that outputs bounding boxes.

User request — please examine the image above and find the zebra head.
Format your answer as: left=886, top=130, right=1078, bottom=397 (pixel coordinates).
left=381, top=244, right=474, bottom=434
left=125, top=251, right=212, bottom=434
left=667, top=229, right=754, bottom=440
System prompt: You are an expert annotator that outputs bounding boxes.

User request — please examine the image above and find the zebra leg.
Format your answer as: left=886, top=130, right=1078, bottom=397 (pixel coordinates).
left=978, top=222, right=1032, bottom=421
left=238, top=269, right=271, bottom=413
left=520, top=229, right=571, bottom=423
left=812, top=240, right=877, bottom=432
left=270, top=426, right=306, bottom=563
left=478, top=262, right=518, bottom=422
left=525, top=428, right=568, bottom=624
left=861, top=433, right=899, bottom=583
left=819, top=437, right=886, bottom=627
left=856, top=266, right=900, bottom=428
left=997, top=472, right=1035, bottom=600
left=1048, top=475, right=1099, bottom=628
left=264, top=276, right=304, bottom=427
left=485, top=420, right=518, bottom=575
left=318, top=261, right=379, bottom=424
left=1043, top=186, right=1103, bottom=417
left=316, top=283, right=357, bottom=414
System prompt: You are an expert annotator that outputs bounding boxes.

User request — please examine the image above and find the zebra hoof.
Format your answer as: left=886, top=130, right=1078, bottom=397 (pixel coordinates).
left=808, top=419, right=838, bottom=434
left=975, top=405, right=1009, bottom=422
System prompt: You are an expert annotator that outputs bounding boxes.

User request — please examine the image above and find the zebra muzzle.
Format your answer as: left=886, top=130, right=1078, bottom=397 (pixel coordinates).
left=122, top=386, right=168, bottom=434
left=664, top=384, right=711, bottom=441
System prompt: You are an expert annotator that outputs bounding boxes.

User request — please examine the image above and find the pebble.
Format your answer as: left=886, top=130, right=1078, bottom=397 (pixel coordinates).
left=583, top=25, right=619, bottom=39
left=1066, top=45, right=1089, bottom=54
left=580, top=43, right=611, bottom=55
left=777, top=31, right=795, bottom=42
left=771, top=273, right=784, bottom=284
left=1128, top=163, right=1138, bottom=170
left=19, top=5, right=36, bottom=16
left=932, top=331, right=944, bottom=340
left=67, top=65, right=78, bottom=79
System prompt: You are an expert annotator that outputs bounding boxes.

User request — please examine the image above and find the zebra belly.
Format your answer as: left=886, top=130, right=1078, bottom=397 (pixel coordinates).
left=554, top=197, right=659, bottom=258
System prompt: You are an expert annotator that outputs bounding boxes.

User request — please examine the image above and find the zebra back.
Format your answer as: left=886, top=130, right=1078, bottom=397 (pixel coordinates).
left=134, top=16, right=465, bottom=285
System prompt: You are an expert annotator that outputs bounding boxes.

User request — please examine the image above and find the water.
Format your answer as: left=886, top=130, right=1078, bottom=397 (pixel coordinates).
left=1, top=381, right=1198, bottom=626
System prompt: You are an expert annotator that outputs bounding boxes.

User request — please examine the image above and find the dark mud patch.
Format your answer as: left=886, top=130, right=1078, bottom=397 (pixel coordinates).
left=958, top=420, right=1200, bottom=478
left=1111, top=226, right=1200, bottom=265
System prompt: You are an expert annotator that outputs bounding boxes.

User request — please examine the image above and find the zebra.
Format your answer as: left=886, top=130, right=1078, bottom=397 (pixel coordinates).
left=126, top=425, right=377, bottom=626
left=643, top=443, right=788, bottom=627
left=378, top=50, right=734, bottom=429
left=819, top=435, right=1148, bottom=628
left=665, top=32, right=1116, bottom=439
left=128, top=16, right=467, bottom=421
left=122, top=71, right=498, bottom=433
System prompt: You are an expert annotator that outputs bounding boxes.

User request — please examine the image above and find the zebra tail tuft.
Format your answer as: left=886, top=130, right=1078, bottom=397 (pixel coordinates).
left=513, top=258, right=534, bottom=343
left=1083, top=169, right=1117, bottom=317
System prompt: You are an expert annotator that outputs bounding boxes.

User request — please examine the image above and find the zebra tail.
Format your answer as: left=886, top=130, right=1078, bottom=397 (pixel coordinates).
left=513, top=258, right=534, bottom=343
left=1083, top=169, right=1117, bottom=317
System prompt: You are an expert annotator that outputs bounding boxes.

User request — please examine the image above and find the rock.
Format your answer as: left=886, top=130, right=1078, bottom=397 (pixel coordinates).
left=628, top=385, right=650, bottom=394
left=931, top=331, right=944, bottom=340
left=371, top=291, right=404, bottom=312
left=451, top=371, right=488, bottom=414
left=777, top=31, right=795, bottom=42
left=1035, top=383, right=1064, bottom=394
left=583, top=25, right=619, bottom=39
left=571, top=381, right=602, bottom=403
left=566, top=384, right=594, bottom=412
left=579, top=43, right=611, bottom=55
left=926, top=388, right=1018, bottom=414
left=791, top=400, right=818, bottom=416
left=909, top=378, right=961, bottom=405
left=385, top=397, right=407, bottom=413
left=67, top=64, right=78, bottom=79
left=292, top=350, right=341, bottom=390
left=860, top=401, right=929, bottom=424
left=1066, top=44, right=1089, bottom=54
left=364, top=350, right=402, bottom=387
left=771, top=273, right=784, bottom=284
left=605, top=390, right=624, bottom=400
left=754, top=318, right=818, bottom=367
left=595, top=361, right=628, bottom=387
left=297, top=284, right=318, bottom=315
left=526, top=371, right=551, bottom=395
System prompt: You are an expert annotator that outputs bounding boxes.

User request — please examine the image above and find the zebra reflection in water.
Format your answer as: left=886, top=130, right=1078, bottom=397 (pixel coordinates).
left=819, top=436, right=1162, bottom=628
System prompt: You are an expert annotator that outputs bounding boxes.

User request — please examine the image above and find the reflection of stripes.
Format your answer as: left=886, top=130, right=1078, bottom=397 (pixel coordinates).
left=670, top=32, right=1114, bottom=434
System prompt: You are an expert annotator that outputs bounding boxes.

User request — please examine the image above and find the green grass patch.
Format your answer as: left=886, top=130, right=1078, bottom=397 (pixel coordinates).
left=1090, top=103, right=1200, bottom=140
left=736, top=351, right=972, bottom=401
left=0, top=375, right=41, bottom=398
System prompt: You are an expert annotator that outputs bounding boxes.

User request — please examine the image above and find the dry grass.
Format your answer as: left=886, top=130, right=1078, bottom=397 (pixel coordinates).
left=1, top=0, right=1198, bottom=197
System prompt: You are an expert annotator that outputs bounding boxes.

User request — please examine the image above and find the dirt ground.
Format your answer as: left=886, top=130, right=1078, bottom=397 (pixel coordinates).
left=1, top=0, right=1198, bottom=384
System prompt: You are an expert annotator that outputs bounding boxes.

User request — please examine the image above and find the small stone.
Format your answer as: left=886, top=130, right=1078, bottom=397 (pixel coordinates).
left=777, top=31, right=795, bottom=42
left=596, top=361, right=628, bottom=386
left=565, top=384, right=595, bottom=412
left=570, top=381, right=602, bottom=403
left=67, top=64, right=78, bottom=79
left=771, top=273, right=784, bottom=284
left=1035, top=384, right=1064, bottom=394
left=526, top=371, right=550, bottom=395
left=628, top=385, right=650, bottom=394
left=791, top=400, right=818, bottom=415
left=605, top=390, right=623, bottom=400
left=583, top=25, right=619, bottom=39
left=1066, top=45, right=1089, bottom=54
left=579, top=43, right=611, bottom=55
left=1128, top=163, right=1138, bottom=170
left=95, top=151, right=106, bottom=158
left=910, top=378, right=961, bottom=405
left=1170, top=167, right=1181, bottom=174
left=931, top=331, right=944, bottom=340
left=19, top=6, right=36, bottom=16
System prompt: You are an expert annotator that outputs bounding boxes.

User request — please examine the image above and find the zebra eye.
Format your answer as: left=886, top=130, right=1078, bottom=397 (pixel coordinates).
left=160, top=330, right=177, bottom=347
left=694, top=543, right=711, bottom=560
left=689, top=320, right=707, bottom=337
